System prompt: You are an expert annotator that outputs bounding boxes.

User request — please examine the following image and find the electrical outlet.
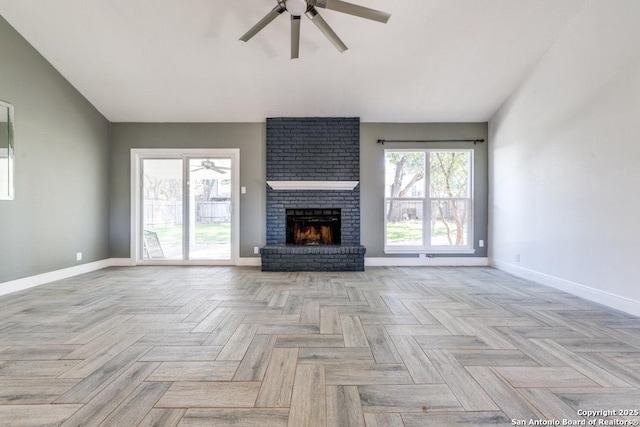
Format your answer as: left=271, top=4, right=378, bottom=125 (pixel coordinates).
left=515, top=253, right=520, bottom=262
left=76, top=252, right=82, bottom=261
left=479, top=240, right=484, bottom=248
left=254, top=246, right=260, bottom=255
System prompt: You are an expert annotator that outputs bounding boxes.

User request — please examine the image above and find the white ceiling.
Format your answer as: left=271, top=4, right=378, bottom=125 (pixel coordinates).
left=0, top=0, right=586, bottom=123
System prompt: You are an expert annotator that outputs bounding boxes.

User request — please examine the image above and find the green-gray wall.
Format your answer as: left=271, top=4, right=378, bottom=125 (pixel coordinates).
left=109, top=123, right=266, bottom=258
left=1, top=14, right=488, bottom=276
left=0, top=15, right=111, bottom=282
left=110, top=122, right=488, bottom=260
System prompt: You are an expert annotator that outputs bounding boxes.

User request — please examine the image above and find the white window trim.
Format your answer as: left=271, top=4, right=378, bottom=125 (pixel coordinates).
left=383, top=148, right=475, bottom=255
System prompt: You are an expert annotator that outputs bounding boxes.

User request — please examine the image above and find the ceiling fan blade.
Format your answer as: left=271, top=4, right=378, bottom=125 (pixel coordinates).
left=191, top=167, right=205, bottom=172
left=291, top=15, right=301, bottom=59
left=305, top=8, right=347, bottom=53
left=239, top=4, right=287, bottom=42
left=211, top=167, right=228, bottom=174
left=312, top=0, right=390, bottom=23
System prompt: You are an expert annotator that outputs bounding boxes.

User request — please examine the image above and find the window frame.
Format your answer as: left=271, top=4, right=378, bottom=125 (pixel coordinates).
left=383, top=148, right=475, bottom=254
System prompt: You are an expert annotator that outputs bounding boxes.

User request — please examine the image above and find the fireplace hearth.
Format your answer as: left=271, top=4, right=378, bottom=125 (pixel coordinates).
left=287, top=209, right=341, bottom=245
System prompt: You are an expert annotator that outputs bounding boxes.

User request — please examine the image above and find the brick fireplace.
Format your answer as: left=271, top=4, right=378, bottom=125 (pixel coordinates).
left=260, top=117, right=366, bottom=271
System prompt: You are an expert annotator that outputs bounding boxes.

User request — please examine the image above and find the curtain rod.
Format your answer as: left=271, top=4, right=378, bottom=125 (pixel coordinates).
left=377, top=138, right=485, bottom=145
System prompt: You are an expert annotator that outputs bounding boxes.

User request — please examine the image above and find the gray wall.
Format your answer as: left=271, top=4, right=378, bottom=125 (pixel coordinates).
left=109, top=123, right=266, bottom=258
left=360, top=123, right=488, bottom=257
left=0, top=16, right=111, bottom=282
left=0, top=12, right=489, bottom=274
left=110, top=121, right=488, bottom=260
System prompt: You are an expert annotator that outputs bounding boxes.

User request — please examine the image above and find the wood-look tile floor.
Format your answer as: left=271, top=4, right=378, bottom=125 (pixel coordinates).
left=1, top=266, right=640, bottom=426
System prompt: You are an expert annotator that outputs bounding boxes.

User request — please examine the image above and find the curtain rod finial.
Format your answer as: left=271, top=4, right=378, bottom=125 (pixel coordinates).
left=377, top=139, right=385, bottom=145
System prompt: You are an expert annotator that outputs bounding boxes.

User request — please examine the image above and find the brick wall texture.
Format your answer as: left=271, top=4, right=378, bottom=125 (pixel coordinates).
left=266, top=117, right=361, bottom=245
left=266, top=117, right=360, bottom=181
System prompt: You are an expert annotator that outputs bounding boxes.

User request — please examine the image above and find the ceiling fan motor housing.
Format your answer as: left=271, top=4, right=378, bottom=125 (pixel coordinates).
left=284, top=0, right=309, bottom=15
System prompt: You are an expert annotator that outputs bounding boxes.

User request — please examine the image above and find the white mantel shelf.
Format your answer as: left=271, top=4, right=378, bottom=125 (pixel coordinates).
left=267, top=181, right=359, bottom=191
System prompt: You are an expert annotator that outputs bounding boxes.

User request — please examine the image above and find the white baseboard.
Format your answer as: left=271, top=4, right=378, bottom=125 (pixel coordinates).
left=236, top=257, right=261, bottom=267
left=102, top=256, right=490, bottom=269
left=240, top=256, right=489, bottom=268
left=113, top=258, right=261, bottom=267
left=0, top=259, right=114, bottom=297
left=110, top=258, right=136, bottom=267
left=366, top=257, right=489, bottom=267
left=490, top=258, right=640, bottom=317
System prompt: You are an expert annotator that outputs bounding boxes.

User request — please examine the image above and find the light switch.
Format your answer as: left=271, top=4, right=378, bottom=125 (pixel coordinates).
left=241, top=186, right=247, bottom=194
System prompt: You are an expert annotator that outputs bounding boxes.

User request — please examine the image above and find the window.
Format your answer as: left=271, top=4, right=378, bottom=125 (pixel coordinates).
left=384, top=149, right=474, bottom=253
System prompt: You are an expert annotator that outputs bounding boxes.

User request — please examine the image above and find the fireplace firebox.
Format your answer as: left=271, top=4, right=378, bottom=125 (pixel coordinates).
left=286, top=209, right=341, bottom=245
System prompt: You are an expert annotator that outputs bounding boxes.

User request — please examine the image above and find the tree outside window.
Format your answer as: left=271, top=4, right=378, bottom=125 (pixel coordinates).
left=384, top=149, right=472, bottom=252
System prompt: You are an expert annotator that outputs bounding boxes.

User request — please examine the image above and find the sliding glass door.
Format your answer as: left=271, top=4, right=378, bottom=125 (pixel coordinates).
left=134, top=149, right=238, bottom=264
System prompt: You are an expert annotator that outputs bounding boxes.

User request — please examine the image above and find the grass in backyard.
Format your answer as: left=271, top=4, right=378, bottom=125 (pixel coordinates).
left=148, top=223, right=230, bottom=244
left=387, top=220, right=465, bottom=245
left=386, top=220, right=423, bottom=245
left=195, top=223, right=230, bottom=242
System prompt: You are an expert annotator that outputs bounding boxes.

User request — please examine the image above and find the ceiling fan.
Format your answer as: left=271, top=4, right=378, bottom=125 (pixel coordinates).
left=191, top=160, right=231, bottom=174
left=240, top=0, right=391, bottom=59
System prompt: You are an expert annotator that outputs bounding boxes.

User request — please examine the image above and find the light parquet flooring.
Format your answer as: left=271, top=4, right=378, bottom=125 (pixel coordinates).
left=1, top=266, right=640, bottom=426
